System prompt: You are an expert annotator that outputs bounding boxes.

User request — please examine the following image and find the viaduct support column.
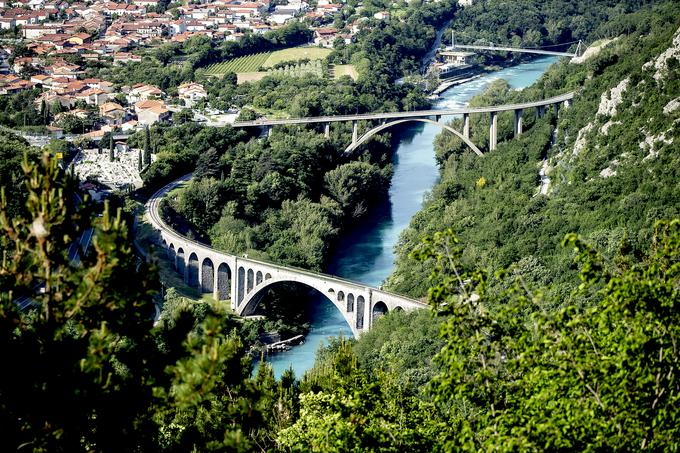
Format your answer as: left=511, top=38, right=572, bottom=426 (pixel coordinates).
left=352, top=120, right=358, bottom=144
left=324, top=122, right=330, bottom=138
left=489, top=112, right=497, bottom=151
left=536, top=106, right=545, bottom=119
left=231, top=257, right=239, bottom=312
left=514, top=109, right=523, bottom=137
left=463, top=113, right=470, bottom=138
left=266, top=126, right=272, bottom=138
left=564, top=99, right=572, bottom=108
left=212, top=261, right=219, bottom=302
left=553, top=103, right=560, bottom=117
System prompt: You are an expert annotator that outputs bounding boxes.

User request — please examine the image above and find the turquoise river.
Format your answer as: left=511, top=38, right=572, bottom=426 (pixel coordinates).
left=264, top=56, right=559, bottom=378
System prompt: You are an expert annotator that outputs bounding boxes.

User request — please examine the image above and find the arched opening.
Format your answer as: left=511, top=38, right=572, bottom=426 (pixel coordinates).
left=247, top=269, right=254, bottom=292
left=356, top=295, right=365, bottom=330
left=238, top=267, right=245, bottom=305
left=187, top=253, right=199, bottom=288
left=265, top=273, right=272, bottom=280
left=337, top=291, right=345, bottom=302
left=345, top=118, right=483, bottom=156
left=176, top=248, right=185, bottom=276
left=347, top=293, right=354, bottom=312
left=168, top=244, right=176, bottom=269
left=201, top=258, right=214, bottom=293
left=394, top=306, right=403, bottom=311
left=256, top=271, right=263, bottom=285
left=217, top=263, right=231, bottom=300
left=372, top=301, right=388, bottom=325
left=239, top=280, right=354, bottom=338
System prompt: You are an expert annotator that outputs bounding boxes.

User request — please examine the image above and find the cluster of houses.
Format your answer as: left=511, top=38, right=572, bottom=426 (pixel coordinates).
left=0, top=0, right=410, bottom=136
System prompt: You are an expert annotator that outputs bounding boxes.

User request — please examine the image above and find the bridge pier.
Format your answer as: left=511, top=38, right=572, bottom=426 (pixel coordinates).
left=489, top=112, right=498, bottom=151
left=324, top=122, right=330, bottom=138
left=536, top=106, right=545, bottom=119
left=434, top=114, right=441, bottom=122
left=564, top=99, right=572, bottom=108
left=553, top=103, right=560, bottom=117
left=352, top=120, right=358, bottom=144
left=463, top=113, right=470, bottom=138
left=266, top=126, right=272, bottom=138
left=514, top=109, right=523, bottom=137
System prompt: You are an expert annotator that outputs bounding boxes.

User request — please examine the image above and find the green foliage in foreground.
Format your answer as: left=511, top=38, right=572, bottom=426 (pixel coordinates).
left=0, top=155, right=287, bottom=451
left=282, top=222, right=680, bottom=450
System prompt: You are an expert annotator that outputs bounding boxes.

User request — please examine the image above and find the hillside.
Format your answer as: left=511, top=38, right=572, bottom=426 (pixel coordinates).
left=386, top=1, right=680, bottom=301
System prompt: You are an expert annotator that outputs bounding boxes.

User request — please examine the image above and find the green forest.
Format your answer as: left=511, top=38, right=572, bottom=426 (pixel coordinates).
left=1, top=0, right=680, bottom=451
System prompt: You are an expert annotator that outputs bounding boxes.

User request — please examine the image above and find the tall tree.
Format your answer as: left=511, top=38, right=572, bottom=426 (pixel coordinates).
left=109, top=134, right=114, bottom=162
left=143, top=126, right=151, bottom=166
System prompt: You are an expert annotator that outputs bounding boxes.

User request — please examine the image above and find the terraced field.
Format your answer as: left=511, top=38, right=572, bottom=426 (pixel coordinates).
left=204, top=52, right=271, bottom=75
left=204, top=47, right=333, bottom=76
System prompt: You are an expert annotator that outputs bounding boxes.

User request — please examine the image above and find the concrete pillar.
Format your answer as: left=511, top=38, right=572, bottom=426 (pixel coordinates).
left=352, top=120, right=358, bottom=144
left=553, top=103, right=560, bottom=117
left=266, top=126, right=272, bottom=138
left=434, top=114, right=441, bottom=122
left=463, top=113, right=470, bottom=138
left=536, top=106, right=545, bottom=119
left=489, top=112, right=497, bottom=151
left=514, top=109, right=523, bottom=137
left=564, top=98, right=572, bottom=108
left=324, top=122, right=330, bottom=138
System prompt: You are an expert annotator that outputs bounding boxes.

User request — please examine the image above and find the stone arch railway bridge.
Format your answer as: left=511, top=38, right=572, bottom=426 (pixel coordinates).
left=147, top=175, right=428, bottom=337
left=148, top=92, right=575, bottom=336
left=232, top=92, right=575, bottom=154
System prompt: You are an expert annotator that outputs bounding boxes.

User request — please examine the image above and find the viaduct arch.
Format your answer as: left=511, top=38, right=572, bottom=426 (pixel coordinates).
left=147, top=175, right=426, bottom=337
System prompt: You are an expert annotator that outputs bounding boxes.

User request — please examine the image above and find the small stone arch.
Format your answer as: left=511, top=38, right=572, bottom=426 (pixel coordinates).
left=256, top=271, right=263, bottom=285
left=176, top=248, right=185, bottom=276
left=201, top=258, right=214, bottom=293
left=394, top=306, right=404, bottom=311
left=247, top=269, right=254, bottom=292
left=337, top=291, right=345, bottom=302
left=265, top=273, right=272, bottom=280
left=372, top=301, right=388, bottom=324
left=347, top=293, right=355, bottom=312
left=187, top=253, right=199, bottom=287
left=356, top=295, right=365, bottom=330
left=238, top=267, right=245, bottom=305
left=217, top=263, right=231, bottom=300
left=328, top=288, right=335, bottom=295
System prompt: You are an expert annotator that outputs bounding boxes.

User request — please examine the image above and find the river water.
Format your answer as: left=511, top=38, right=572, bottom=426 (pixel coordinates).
left=263, top=56, right=559, bottom=379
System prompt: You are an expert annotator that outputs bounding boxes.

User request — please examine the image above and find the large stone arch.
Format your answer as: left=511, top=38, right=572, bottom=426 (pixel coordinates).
left=187, top=252, right=199, bottom=287
left=201, top=257, right=214, bottom=293
left=372, top=301, right=388, bottom=325
left=176, top=248, right=185, bottom=276
left=217, top=262, right=231, bottom=300
left=345, top=118, right=483, bottom=156
left=238, top=277, right=363, bottom=337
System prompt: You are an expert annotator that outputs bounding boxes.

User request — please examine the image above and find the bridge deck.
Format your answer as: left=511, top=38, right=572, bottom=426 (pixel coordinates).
left=452, top=44, right=575, bottom=57
left=232, top=92, right=574, bottom=128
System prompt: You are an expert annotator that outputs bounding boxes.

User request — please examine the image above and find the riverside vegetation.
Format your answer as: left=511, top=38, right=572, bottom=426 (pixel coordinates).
left=1, top=0, right=680, bottom=451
